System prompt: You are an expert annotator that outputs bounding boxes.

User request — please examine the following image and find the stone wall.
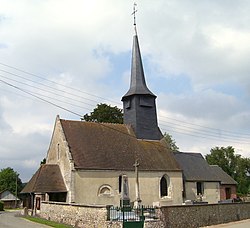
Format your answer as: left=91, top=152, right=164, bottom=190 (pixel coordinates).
left=39, top=201, right=165, bottom=228
left=40, top=201, right=111, bottom=227
left=39, top=201, right=250, bottom=228
left=160, top=202, right=250, bottom=228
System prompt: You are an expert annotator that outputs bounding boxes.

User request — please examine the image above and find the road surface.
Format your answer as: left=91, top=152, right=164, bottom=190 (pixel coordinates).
left=1, top=210, right=249, bottom=228
left=0, top=210, right=50, bottom=228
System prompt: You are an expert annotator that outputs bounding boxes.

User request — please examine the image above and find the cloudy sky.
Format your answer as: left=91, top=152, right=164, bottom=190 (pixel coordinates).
left=1, top=0, right=250, bottom=182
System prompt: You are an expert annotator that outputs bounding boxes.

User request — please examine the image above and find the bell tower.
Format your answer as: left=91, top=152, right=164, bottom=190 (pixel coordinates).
left=122, top=21, right=162, bottom=140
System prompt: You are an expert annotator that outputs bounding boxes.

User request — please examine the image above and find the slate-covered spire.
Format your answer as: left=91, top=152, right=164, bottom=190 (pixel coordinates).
left=122, top=33, right=162, bottom=140
left=122, top=35, right=156, bottom=98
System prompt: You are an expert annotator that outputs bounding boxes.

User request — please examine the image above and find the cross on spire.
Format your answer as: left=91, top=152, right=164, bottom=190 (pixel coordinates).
left=131, top=3, right=138, bottom=34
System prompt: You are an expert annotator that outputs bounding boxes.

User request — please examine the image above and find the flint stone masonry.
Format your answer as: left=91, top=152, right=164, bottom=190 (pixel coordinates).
left=39, top=202, right=164, bottom=228
left=160, top=202, right=250, bottom=228
left=39, top=201, right=250, bottom=228
left=40, top=202, right=109, bottom=227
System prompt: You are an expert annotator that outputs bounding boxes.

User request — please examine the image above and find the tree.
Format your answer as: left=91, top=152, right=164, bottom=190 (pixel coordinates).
left=206, top=146, right=240, bottom=178
left=234, top=157, right=250, bottom=194
left=0, top=167, right=23, bottom=195
left=205, top=146, right=250, bottom=195
left=163, top=132, right=179, bottom=152
left=82, top=103, right=123, bottom=124
left=40, top=158, right=46, bottom=165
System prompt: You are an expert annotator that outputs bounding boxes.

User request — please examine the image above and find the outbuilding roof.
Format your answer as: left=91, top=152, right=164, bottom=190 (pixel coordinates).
left=173, top=152, right=221, bottom=182
left=21, top=164, right=67, bottom=193
left=210, top=165, right=237, bottom=185
left=60, top=119, right=181, bottom=171
left=0, top=189, right=20, bottom=201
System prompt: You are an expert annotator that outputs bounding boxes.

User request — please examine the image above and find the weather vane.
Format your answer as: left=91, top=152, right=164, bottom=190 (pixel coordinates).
left=131, top=2, right=138, bottom=34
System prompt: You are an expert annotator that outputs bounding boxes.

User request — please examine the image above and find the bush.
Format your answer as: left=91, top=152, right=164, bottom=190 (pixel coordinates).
left=0, top=201, right=4, bottom=211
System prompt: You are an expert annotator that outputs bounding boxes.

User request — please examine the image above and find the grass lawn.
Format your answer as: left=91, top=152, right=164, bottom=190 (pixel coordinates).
left=25, top=216, right=73, bottom=228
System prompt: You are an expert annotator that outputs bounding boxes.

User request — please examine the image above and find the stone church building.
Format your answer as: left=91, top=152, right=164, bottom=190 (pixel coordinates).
left=22, top=32, right=183, bottom=208
left=22, top=30, right=236, bottom=210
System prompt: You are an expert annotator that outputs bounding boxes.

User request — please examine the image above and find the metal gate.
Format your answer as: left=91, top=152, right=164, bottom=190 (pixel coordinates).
left=107, top=205, right=157, bottom=228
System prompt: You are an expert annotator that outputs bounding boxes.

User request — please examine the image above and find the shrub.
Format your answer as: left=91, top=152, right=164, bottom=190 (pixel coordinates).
left=0, top=201, right=4, bottom=211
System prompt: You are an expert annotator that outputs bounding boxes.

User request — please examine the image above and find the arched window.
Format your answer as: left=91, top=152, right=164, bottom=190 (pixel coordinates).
left=100, top=187, right=110, bottom=195
left=160, top=175, right=169, bottom=197
left=98, top=185, right=113, bottom=197
left=119, top=175, right=122, bottom=193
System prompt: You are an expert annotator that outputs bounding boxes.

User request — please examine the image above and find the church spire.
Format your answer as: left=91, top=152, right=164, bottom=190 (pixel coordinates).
left=122, top=34, right=156, bottom=98
left=121, top=5, right=162, bottom=141
left=122, top=3, right=155, bottom=98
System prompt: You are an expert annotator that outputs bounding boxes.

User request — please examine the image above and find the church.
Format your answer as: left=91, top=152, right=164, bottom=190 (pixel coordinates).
left=21, top=26, right=236, bottom=211
left=22, top=30, right=184, bottom=208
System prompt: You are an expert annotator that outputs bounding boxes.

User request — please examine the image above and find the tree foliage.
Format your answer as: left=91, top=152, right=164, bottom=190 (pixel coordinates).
left=0, top=167, right=23, bottom=195
left=40, top=158, right=46, bottom=165
left=163, top=132, right=179, bottom=152
left=82, top=103, right=123, bottom=124
left=205, top=146, right=250, bottom=195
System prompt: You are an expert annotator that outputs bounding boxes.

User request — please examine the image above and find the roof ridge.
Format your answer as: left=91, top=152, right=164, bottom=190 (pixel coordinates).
left=175, top=151, right=202, bottom=155
left=60, top=118, right=125, bottom=126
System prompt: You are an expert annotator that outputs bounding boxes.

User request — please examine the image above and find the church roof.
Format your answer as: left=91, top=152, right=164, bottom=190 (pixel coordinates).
left=122, top=35, right=156, bottom=99
left=21, top=164, right=67, bottom=193
left=60, top=119, right=180, bottom=171
left=173, top=152, right=221, bottom=182
left=210, top=165, right=237, bottom=185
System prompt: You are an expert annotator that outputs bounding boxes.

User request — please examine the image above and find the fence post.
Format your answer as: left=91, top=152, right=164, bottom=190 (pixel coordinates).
left=106, top=205, right=112, bottom=221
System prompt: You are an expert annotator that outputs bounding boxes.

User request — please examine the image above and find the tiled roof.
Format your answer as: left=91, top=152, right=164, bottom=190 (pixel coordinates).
left=173, top=152, right=221, bottom=182
left=21, top=164, right=67, bottom=193
left=0, top=189, right=20, bottom=201
left=210, top=165, right=237, bottom=185
left=60, top=119, right=181, bottom=171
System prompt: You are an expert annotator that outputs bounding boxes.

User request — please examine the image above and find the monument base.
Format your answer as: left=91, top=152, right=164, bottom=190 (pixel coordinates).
left=120, top=199, right=131, bottom=211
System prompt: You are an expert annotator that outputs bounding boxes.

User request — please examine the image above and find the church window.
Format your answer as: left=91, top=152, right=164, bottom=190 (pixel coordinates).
left=197, top=182, right=204, bottom=195
left=98, top=185, right=113, bottom=197
left=100, top=187, right=110, bottom=195
left=160, top=175, right=169, bottom=197
left=119, top=175, right=122, bottom=193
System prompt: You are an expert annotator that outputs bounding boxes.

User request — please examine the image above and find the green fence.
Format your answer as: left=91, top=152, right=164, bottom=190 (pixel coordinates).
left=107, top=205, right=158, bottom=227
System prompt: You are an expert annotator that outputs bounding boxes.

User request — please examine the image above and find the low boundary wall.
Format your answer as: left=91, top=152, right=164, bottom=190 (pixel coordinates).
left=38, top=201, right=250, bottom=228
left=160, top=202, right=250, bottom=227
left=40, top=201, right=120, bottom=227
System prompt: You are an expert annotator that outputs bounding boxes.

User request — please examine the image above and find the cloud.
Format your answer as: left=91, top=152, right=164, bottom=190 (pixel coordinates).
left=0, top=102, right=11, bottom=131
left=139, top=1, right=250, bottom=91
left=159, top=89, right=247, bottom=121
